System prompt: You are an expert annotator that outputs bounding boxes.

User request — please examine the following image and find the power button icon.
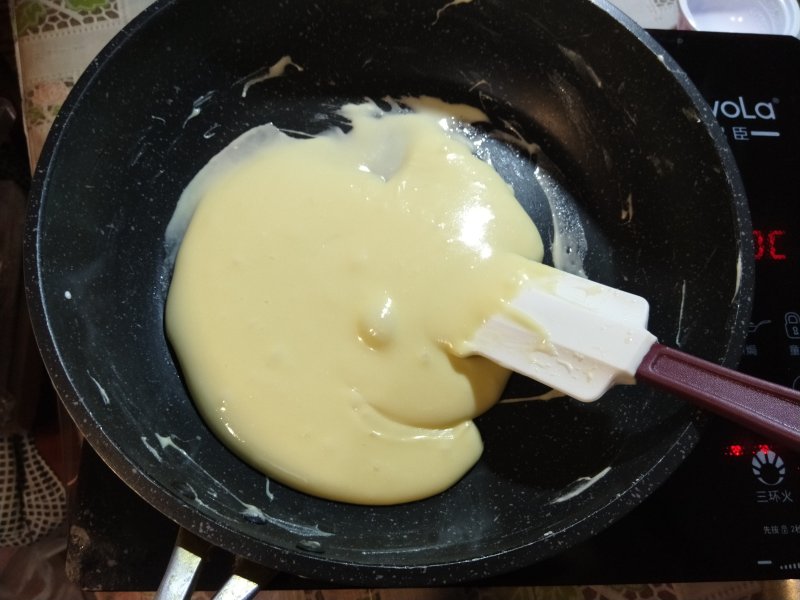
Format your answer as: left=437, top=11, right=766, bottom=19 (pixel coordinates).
left=786, top=312, right=800, bottom=339
left=753, top=449, right=786, bottom=486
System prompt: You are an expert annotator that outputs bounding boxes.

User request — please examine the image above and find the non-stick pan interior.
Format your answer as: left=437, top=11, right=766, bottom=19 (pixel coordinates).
left=26, top=0, right=752, bottom=585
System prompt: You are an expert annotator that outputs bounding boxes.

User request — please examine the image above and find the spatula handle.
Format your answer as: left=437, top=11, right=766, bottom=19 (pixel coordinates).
left=637, top=343, right=800, bottom=449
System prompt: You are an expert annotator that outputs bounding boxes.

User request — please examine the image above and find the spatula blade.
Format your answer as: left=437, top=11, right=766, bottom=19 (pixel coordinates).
left=465, top=265, right=657, bottom=401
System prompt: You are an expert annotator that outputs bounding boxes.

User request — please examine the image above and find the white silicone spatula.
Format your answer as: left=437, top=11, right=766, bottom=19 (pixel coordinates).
left=464, top=263, right=800, bottom=448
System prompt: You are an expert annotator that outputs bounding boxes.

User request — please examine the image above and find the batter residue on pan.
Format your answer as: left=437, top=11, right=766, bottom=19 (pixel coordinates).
left=165, top=100, right=544, bottom=504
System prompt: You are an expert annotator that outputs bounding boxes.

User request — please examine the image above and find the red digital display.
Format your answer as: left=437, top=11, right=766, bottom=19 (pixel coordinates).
left=753, top=229, right=787, bottom=261
left=724, top=443, right=772, bottom=457
left=726, top=444, right=745, bottom=457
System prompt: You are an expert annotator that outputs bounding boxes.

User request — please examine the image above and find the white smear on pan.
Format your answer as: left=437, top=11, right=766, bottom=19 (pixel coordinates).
left=558, top=45, right=603, bottom=89
left=537, top=167, right=589, bottom=277
left=735, top=252, right=743, bottom=299
left=469, top=79, right=490, bottom=92
left=551, top=466, right=611, bottom=504
left=240, top=504, right=268, bottom=522
left=156, top=432, right=189, bottom=453
left=240, top=55, right=304, bottom=98
left=265, top=479, right=275, bottom=501
left=495, top=119, right=542, bottom=156
left=183, top=91, right=216, bottom=128
left=675, top=280, right=687, bottom=348
left=620, top=192, right=634, bottom=224
left=433, top=0, right=474, bottom=24
left=682, top=106, right=702, bottom=124
left=151, top=433, right=333, bottom=537
left=203, top=123, right=221, bottom=139
left=238, top=502, right=332, bottom=537
left=88, top=373, right=110, bottom=405
left=141, top=436, right=162, bottom=462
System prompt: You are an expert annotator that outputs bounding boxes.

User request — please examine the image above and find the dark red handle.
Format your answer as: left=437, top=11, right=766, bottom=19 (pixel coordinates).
left=637, top=343, right=800, bottom=449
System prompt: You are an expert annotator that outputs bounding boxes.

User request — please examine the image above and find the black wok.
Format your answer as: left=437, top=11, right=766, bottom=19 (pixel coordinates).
left=25, top=0, right=752, bottom=586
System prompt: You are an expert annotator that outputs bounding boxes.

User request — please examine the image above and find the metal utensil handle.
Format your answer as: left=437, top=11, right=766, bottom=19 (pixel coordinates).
left=637, top=343, right=800, bottom=449
left=155, top=529, right=209, bottom=600
left=155, top=528, right=262, bottom=600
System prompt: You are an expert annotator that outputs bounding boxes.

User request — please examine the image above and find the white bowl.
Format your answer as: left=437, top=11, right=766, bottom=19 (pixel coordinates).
left=678, top=0, right=800, bottom=37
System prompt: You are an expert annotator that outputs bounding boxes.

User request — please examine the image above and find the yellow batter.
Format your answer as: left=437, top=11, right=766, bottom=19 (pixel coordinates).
left=165, top=102, right=544, bottom=504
